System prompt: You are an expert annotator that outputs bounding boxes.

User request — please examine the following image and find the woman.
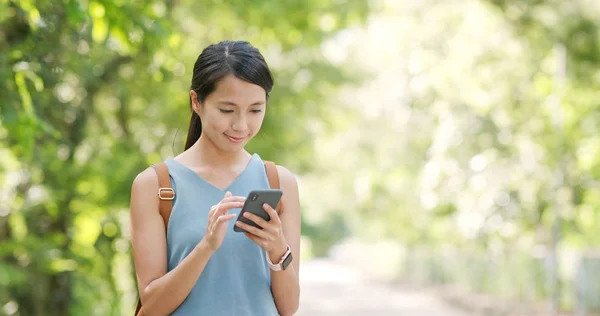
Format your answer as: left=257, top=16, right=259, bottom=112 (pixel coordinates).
left=129, top=40, right=301, bottom=316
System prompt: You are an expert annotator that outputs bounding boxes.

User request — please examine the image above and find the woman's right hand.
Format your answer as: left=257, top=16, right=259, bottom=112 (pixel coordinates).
left=202, top=191, right=245, bottom=252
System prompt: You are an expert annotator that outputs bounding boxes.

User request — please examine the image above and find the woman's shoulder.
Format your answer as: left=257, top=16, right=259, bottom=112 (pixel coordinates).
left=274, top=164, right=296, bottom=183
left=273, top=164, right=298, bottom=194
left=129, top=166, right=161, bottom=218
left=271, top=164, right=300, bottom=216
left=131, top=166, right=159, bottom=193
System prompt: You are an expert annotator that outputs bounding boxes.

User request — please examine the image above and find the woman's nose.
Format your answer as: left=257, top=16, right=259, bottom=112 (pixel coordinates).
left=231, top=114, right=247, bottom=132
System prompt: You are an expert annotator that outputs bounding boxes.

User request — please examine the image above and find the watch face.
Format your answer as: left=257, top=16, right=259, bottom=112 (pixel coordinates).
left=282, top=252, right=293, bottom=270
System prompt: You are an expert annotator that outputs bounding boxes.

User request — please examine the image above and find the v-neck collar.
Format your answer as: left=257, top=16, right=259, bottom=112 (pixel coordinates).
left=168, top=153, right=258, bottom=192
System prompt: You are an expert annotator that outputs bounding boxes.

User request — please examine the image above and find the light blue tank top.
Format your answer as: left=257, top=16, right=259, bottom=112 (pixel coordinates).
left=163, top=153, right=279, bottom=316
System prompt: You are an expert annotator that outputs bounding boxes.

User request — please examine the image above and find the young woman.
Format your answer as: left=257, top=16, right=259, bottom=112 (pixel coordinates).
left=129, top=40, right=301, bottom=316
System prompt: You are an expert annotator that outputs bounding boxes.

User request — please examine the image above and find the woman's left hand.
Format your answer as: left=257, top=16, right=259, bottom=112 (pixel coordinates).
left=235, top=203, right=288, bottom=261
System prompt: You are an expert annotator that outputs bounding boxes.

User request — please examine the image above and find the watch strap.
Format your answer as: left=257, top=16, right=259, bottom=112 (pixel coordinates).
left=267, top=246, right=292, bottom=271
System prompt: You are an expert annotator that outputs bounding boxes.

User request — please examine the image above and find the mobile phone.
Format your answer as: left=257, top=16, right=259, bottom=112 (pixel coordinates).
left=233, top=189, right=283, bottom=233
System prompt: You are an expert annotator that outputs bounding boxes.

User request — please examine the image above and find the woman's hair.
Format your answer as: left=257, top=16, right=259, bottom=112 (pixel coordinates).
left=184, top=40, right=274, bottom=150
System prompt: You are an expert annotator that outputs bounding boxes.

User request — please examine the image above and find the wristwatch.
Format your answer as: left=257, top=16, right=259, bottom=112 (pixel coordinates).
left=267, top=246, right=293, bottom=271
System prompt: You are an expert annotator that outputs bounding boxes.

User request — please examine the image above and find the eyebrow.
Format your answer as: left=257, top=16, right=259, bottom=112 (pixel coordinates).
left=217, top=100, right=264, bottom=106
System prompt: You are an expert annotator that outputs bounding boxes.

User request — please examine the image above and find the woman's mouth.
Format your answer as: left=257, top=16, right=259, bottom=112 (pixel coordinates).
left=225, top=134, right=245, bottom=143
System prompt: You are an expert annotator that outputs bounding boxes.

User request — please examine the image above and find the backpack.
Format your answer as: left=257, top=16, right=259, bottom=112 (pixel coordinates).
left=134, top=160, right=282, bottom=316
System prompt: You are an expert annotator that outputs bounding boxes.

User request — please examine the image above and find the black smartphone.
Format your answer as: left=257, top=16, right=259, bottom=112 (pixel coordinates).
left=233, top=189, right=283, bottom=233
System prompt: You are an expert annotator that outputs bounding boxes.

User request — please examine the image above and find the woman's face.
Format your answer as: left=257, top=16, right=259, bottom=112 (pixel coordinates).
left=191, top=74, right=267, bottom=152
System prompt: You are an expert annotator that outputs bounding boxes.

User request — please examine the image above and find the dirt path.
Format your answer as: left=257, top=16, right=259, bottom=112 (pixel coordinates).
left=296, top=259, right=472, bottom=316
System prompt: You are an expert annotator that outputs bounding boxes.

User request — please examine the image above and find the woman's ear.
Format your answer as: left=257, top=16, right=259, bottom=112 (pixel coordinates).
left=190, top=90, right=201, bottom=113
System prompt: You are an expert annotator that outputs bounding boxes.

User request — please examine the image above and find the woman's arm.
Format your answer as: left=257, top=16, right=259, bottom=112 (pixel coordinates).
left=130, top=168, right=240, bottom=316
left=130, top=168, right=214, bottom=315
left=269, top=165, right=302, bottom=316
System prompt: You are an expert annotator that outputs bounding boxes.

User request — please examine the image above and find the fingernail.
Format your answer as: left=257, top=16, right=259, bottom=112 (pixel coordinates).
left=244, top=213, right=250, bottom=218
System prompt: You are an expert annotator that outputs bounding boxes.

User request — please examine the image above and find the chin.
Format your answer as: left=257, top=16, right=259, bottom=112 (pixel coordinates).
left=221, top=140, right=249, bottom=152
left=222, top=145, right=245, bottom=152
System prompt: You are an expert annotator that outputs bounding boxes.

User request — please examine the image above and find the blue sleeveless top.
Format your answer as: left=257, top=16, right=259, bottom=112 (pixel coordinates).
left=164, top=153, right=279, bottom=315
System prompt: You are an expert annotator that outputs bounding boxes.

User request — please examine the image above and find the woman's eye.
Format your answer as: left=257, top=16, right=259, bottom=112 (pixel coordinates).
left=219, top=109, right=234, bottom=113
left=251, top=109, right=263, bottom=113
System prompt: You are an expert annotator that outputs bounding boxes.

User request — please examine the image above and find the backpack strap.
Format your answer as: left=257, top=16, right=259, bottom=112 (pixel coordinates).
left=263, top=160, right=283, bottom=214
left=135, top=162, right=174, bottom=316
left=152, top=162, right=174, bottom=229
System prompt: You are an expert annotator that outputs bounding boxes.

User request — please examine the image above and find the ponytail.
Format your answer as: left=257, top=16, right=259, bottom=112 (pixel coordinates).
left=185, top=103, right=202, bottom=150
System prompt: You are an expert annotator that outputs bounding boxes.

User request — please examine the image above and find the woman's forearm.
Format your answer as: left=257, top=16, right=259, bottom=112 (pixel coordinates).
left=270, top=265, right=300, bottom=316
left=139, top=240, right=214, bottom=316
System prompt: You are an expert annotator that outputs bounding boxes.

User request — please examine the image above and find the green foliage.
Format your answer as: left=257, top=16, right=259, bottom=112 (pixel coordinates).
left=294, top=0, right=600, bottom=311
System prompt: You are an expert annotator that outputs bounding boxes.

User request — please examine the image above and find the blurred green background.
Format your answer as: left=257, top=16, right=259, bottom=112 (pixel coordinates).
left=1, top=0, right=600, bottom=315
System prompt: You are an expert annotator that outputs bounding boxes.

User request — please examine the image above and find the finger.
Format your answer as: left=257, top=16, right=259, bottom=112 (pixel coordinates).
left=235, top=221, right=271, bottom=240
left=223, top=213, right=236, bottom=220
left=208, top=204, right=218, bottom=217
left=220, top=196, right=246, bottom=204
left=244, top=212, right=281, bottom=236
left=244, top=232, right=269, bottom=249
left=218, top=214, right=237, bottom=223
left=211, top=214, right=236, bottom=231
left=214, top=201, right=244, bottom=216
left=208, top=202, right=221, bottom=220
left=242, top=212, right=269, bottom=229
left=262, top=203, right=280, bottom=224
left=224, top=191, right=232, bottom=199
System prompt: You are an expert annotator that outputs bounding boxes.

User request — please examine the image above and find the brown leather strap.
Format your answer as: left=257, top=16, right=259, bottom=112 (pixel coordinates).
left=152, top=162, right=174, bottom=230
left=263, top=160, right=283, bottom=214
